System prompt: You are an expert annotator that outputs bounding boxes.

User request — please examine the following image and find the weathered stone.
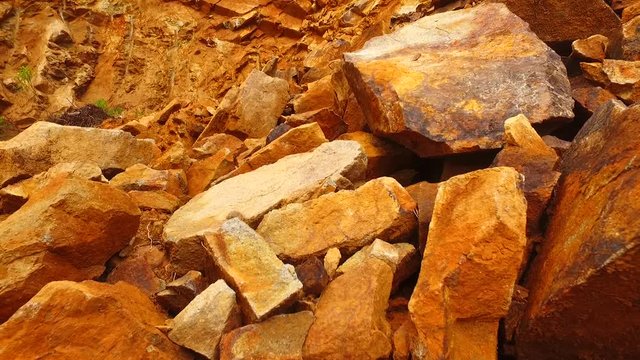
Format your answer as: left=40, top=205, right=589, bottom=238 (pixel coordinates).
left=284, top=108, right=347, bottom=140
left=156, top=270, right=207, bottom=314
left=542, top=135, right=572, bottom=157
left=186, top=148, right=236, bottom=196
left=200, top=70, right=289, bottom=139
left=623, top=14, right=640, bottom=61
left=0, top=177, right=140, bottom=321
left=220, top=311, right=314, bottom=360
left=344, top=3, right=573, bottom=157
left=295, top=256, right=330, bottom=297
left=408, top=167, right=527, bottom=359
left=0, top=122, right=159, bottom=187
left=303, top=257, right=394, bottom=359
left=293, top=75, right=337, bottom=114
left=323, top=247, right=342, bottom=278
left=164, top=140, right=366, bottom=274
left=226, top=122, right=327, bottom=178
left=149, top=142, right=193, bottom=171
left=337, top=239, right=418, bottom=290
left=257, top=177, right=417, bottom=261
left=571, top=34, right=609, bottom=62
left=491, top=0, right=622, bottom=45
left=191, top=133, right=245, bottom=159
left=581, top=60, right=640, bottom=103
left=110, top=164, right=186, bottom=197
left=204, top=219, right=303, bottom=322
left=517, top=100, right=640, bottom=359
left=128, top=190, right=181, bottom=213
left=405, top=181, right=439, bottom=253
left=337, top=131, right=416, bottom=178
left=168, top=280, right=242, bottom=359
left=571, top=76, right=618, bottom=114
left=0, top=281, right=190, bottom=359
left=0, top=161, right=105, bottom=213
left=492, top=115, right=560, bottom=235
left=393, top=319, right=422, bottom=360
left=106, top=246, right=166, bottom=296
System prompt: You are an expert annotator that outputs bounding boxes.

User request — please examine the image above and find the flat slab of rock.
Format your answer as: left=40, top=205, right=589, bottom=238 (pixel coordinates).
left=303, top=257, right=394, bottom=359
left=0, top=121, right=159, bottom=187
left=344, top=3, right=573, bottom=157
left=168, top=280, right=241, bottom=359
left=409, top=167, right=527, bottom=359
left=0, top=177, right=140, bottom=321
left=220, top=311, right=314, bottom=360
left=163, top=140, right=366, bottom=273
left=110, top=164, right=186, bottom=197
left=517, top=100, right=640, bottom=359
left=205, top=219, right=303, bottom=322
left=257, top=177, right=417, bottom=261
left=0, top=281, right=190, bottom=359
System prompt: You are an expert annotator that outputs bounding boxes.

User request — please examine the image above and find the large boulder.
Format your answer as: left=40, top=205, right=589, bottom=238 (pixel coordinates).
left=163, top=140, right=366, bottom=274
left=256, top=177, right=417, bottom=262
left=0, top=122, right=159, bottom=187
left=0, top=177, right=140, bottom=321
left=517, top=101, right=640, bottom=359
left=408, top=167, right=527, bottom=359
left=343, top=3, right=573, bottom=157
left=0, top=281, right=190, bottom=359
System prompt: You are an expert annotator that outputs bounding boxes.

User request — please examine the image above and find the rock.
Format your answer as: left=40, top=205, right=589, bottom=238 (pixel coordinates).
left=106, top=246, right=166, bottom=296
left=0, top=177, right=140, bottom=321
left=571, top=76, right=618, bottom=114
left=191, top=133, right=245, bottom=159
left=225, top=122, right=327, bottom=178
left=220, top=311, right=315, bottom=360
left=200, top=70, right=290, bottom=139
left=110, top=164, right=186, bottom=197
left=492, top=115, right=560, bottom=235
left=393, top=319, right=421, bottom=360
left=408, top=167, right=527, bottom=359
left=517, top=100, right=640, bottom=359
left=302, top=257, right=394, bottom=359
left=156, top=270, right=207, bottom=315
left=168, top=280, right=242, bottom=359
left=571, top=34, right=609, bottom=62
left=491, top=0, right=622, bottom=45
left=150, top=142, right=193, bottom=171
left=0, top=122, right=159, bottom=187
left=204, top=219, right=303, bottom=322
left=257, top=177, right=417, bottom=262
left=622, top=2, right=640, bottom=22
left=284, top=108, right=347, bottom=140
left=0, top=281, right=190, bottom=359
left=0, top=161, right=105, bottom=213
left=336, top=239, right=418, bottom=290
left=128, top=190, right=181, bottom=213
left=337, top=131, right=416, bottom=179
left=295, top=256, right=330, bottom=297
left=624, top=16, right=640, bottom=61
left=323, top=247, right=342, bottom=278
left=405, top=181, right=439, bottom=253
left=542, top=135, right=572, bottom=157
left=343, top=3, right=573, bottom=157
left=504, top=285, right=529, bottom=344
left=186, top=148, right=236, bottom=196
left=581, top=60, right=640, bottom=103
left=163, top=140, right=366, bottom=274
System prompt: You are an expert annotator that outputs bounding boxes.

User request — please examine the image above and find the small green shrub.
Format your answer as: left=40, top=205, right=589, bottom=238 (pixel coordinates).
left=17, top=66, right=32, bottom=87
left=95, top=99, right=124, bottom=118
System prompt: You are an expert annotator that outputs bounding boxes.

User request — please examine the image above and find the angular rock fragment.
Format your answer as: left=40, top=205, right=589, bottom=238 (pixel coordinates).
left=492, top=115, right=560, bottom=235
left=128, top=190, right=181, bottom=213
left=0, top=177, right=140, bottom=321
left=163, top=140, right=366, bottom=273
left=257, top=177, right=417, bottom=261
left=186, top=148, right=236, bottom=196
left=150, top=142, right=193, bottom=171
left=581, top=60, right=640, bottom=103
left=344, top=3, right=573, bottom=157
left=622, top=15, right=640, bottom=61
left=205, top=219, right=303, bottom=322
left=220, top=311, right=314, bottom=360
left=405, top=181, right=439, bottom=253
left=323, top=247, right=342, bottom=278
left=409, top=167, right=527, bottom=359
left=191, top=133, right=245, bottom=159
left=0, top=122, right=159, bottom=187
left=0, top=281, right=190, bottom=359
left=110, top=164, right=186, bottom=197
left=337, top=131, right=416, bottom=178
left=106, top=245, right=167, bottom=296
left=542, top=135, right=571, bottom=157
left=517, top=100, right=640, bottom=359
left=168, top=280, right=242, bottom=360
left=156, top=270, right=207, bottom=314
left=571, top=34, right=609, bottom=62
left=303, top=257, right=394, bottom=359
left=295, top=256, right=330, bottom=297
left=571, top=76, right=618, bottom=114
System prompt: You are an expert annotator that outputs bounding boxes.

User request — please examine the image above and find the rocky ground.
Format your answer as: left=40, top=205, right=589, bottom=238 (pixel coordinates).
left=0, top=0, right=638, bottom=359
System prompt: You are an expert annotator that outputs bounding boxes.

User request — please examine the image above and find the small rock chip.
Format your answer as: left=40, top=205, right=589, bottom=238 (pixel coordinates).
left=571, top=34, right=609, bottom=62
left=323, top=247, right=342, bottom=278
left=186, top=148, right=236, bottom=196
left=128, top=190, right=181, bottom=213
left=110, top=164, right=186, bottom=197
left=168, top=280, right=242, bottom=360
left=295, top=257, right=330, bottom=297
left=205, top=218, right=303, bottom=322
left=156, top=270, right=207, bottom=314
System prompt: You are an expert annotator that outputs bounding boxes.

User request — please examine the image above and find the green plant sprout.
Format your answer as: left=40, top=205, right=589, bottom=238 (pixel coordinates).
left=95, top=99, right=124, bottom=118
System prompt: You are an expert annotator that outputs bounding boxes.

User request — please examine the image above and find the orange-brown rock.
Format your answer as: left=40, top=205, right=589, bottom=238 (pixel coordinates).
left=220, top=311, right=315, bottom=360
left=542, top=135, right=572, bottom=157
left=191, top=133, right=245, bottom=159
left=149, top=142, right=194, bottom=171
left=168, top=279, right=242, bottom=359
left=344, top=3, right=573, bottom=157
left=128, top=190, right=181, bottom=213
left=571, top=76, right=618, bottom=114
left=186, top=148, right=236, bottom=196
left=205, top=218, right=303, bottom=322
left=257, top=177, right=417, bottom=261
left=491, top=0, right=622, bottom=45
left=323, top=247, right=342, bottom=279
left=106, top=245, right=167, bottom=296
left=156, top=270, right=207, bottom=315
left=492, top=114, right=560, bottom=235
left=0, top=281, right=190, bottom=359
left=517, top=100, right=640, bottom=359
left=295, top=256, right=330, bottom=297
left=226, top=122, right=327, bottom=178
left=337, top=131, right=416, bottom=179
left=303, top=257, right=394, bottom=359
left=571, top=34, right=609, bottom=62
left=405, top=181, right=439, bottom=253
left=581, top=60, right=640, bottom=103
left=408, top=167, right=527, bottom=359
left=0, top=122, right=159, bottom=187
left=0, top=177, right=140, bottom=321
left=623, top=14, right=640, bottom=60
left=164, top=140, right=366, bottom=274
left=284, top=108, right=347, bottom=140
left=110, top=164, right=187, bottom=197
